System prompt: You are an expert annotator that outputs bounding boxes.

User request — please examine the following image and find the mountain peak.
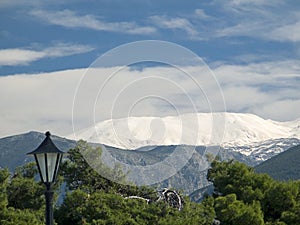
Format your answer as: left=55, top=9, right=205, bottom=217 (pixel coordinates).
left=69, top=113, right=300, bottom=150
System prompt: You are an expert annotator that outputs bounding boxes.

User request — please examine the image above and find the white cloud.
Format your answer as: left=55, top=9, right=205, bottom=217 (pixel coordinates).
left=30, top=9, right=156, bottom=35
left=253, top=99, right=300, bottom=121
left=226, top=0, right=284, bottom=6
left=209, top=0, right=300, bottom=43
left=216, top=21, right=266, bottom=38
left=194, top=9, right=213, bottom=20
left=150, top=16, right=199, bottom=39
left=269, top=21, right=300, bottom=42
left=0, top=49, right=44, bottom=66
left=216, top=17, right=300, bottom=43
left=0, top=43, right=94, bottom=66
left=213, top=60, right=300, bottom=121
left=0, top=59, right=299, bottom=138
left=0, top=69, right=83, bottom=137
left=44, top=43, right=94, bottom=57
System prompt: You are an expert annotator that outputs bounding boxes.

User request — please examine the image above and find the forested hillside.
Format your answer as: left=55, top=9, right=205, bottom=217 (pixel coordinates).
left=0, top=141, right=299, bottom=225
left=255, top=145, right=300, bottom=181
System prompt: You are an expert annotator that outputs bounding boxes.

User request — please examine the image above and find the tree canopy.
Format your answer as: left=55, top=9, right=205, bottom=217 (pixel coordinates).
left=208, top=160, right=300, bottom=225
left=1, top=141, right=299, bottom=224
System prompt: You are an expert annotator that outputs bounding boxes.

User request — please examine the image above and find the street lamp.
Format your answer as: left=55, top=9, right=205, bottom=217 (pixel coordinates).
left=27, top=131, right=64, bottom=225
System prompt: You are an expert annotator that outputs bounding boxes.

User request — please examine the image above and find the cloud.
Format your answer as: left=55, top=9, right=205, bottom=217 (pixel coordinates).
left=137, top=1, right=299, bottom=43
left=0, top=69, right=83, bottom=137
left=0, top=59, right=299, bottom=138
left=216, top=21, right=266, bottom=38
left=215, top=17, right=300, bottom=43
left=253, top=99, right=300, bottom=121
left=269, top=21, right=300, bottom=42
left=30, top=9, right=156, bottom=35
left=224, top=0, right=284, bottom=6
left=209, top=0, right=300, bottom=43
left=194, top=9, right=213, bottom=20
left=150, top=15, right=199, bottom=39
left=0, top=43, right=94, bottom=66
left=0, top=49, right=44, bottom=66
left=213, top=60, right=300, bottom=120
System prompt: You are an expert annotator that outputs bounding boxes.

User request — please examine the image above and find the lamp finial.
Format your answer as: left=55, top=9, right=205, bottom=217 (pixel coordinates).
left=45, top=131, right=51, bottom=137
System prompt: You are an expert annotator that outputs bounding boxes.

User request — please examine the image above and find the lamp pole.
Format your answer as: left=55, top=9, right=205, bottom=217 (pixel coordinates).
left=45, top=183, right=54, bottom=225
left=27, top=131, right=64, bottom=225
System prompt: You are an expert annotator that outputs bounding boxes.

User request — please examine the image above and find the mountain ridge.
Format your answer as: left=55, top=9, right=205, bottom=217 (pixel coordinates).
left=0, top=131, right=299, bottom=199
left=69, top=112, right=300, bottom=153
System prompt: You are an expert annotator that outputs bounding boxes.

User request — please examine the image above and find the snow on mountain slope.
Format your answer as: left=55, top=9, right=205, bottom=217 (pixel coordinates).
left=225, top=138, right=300, bottom=164
left=70, top=113, right=300, bottom=150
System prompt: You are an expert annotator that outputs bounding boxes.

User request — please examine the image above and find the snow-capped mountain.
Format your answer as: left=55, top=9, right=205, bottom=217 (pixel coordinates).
left=1, top=120, right=298, bottom=199
left=224, top=138, right=300, bottom=164
left=70, top=112, right=300, bottom=161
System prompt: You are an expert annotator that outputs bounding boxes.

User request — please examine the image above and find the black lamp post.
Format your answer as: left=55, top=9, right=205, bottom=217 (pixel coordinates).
left=27, top=131, right=64, bottom=225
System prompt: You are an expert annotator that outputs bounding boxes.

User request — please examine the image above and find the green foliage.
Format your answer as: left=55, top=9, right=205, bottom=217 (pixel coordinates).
left=0, top=165, right=44, bottom=224
left=7, top=176, right=44, bottom=210
left=61, top=141, right=127, bottom=191
left=214, top=194, right=264, bottom=225
left=262, top=181, right=299, bottom=221
left=281, top=202, right=300, bottom=224
left=1, top=208, right=44, bottom=225
left=14, top=161, right=39, bottom=178
left=55, top=141, right=215, bottom=225
left=2, top=140, right=300, bottom=225
left=55, top=189, right=215, bottom=225
left=60, top=140, right=154, bottom=197
left=208, top=159, right=300, bottom=225
left=0, top=168, right=10, bottom=214
left=207, top=160, right=273, bottom=203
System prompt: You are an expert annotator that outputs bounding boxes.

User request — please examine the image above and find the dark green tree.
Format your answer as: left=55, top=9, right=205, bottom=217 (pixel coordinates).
left=55, top=141, right=215, bottom=225
left=214, top=193, right=264, bottom=225
left=208, top=160, right=300, bottom=224
left=55, top=188, right=215, bottom=225
left=0, top=166, right=44, bottom=225
left=60, top=140, right=154, bottom=197
left=262, top=181, right=299, bottom=222
left=7, top=175, right=44, bottom=210
left=207, top=160, right=273, bottom=203
left=0, top=168, right=10, bottom=218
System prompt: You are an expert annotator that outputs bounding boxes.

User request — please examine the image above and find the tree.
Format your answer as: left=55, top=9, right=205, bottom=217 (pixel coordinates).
left=208, top=160, right=300, bottom=224
left=60, top=140, right=154, bottom=197
left=262, top=181, right=299, bottom=222
left=0, top=166, right=44, bottom=225
left=0, top=168, right=10, bottom=217
left=55, top=141, right=216, bottom=225
left=7, top=175, right=44, bottom=210
left=207, top=160, right=273, bottom=203
left=55, top=188, right=216, bottom=225
left=62, top=141, right=125, bottom=191
left=214, top=194, right=264, bottom=225
left=1, top=208, right=44, bottom=225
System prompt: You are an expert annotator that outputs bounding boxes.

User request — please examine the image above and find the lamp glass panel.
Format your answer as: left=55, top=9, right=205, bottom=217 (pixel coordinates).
left=47, top=153, right=58, bottom=183
left=36, top=154, right=47, bottom=182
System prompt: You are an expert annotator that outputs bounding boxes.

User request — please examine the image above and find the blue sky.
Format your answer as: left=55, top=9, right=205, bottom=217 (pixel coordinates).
left=1, top=0, right=299, bottom=74
left=0, top=0, right=300, bottom=137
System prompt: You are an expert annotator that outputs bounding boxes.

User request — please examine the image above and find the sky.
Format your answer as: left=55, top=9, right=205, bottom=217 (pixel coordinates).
left=0, top=0, right=300, bottom=138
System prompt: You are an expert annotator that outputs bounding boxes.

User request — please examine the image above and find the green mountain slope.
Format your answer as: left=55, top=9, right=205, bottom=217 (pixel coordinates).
left=255, top=144, right=300, bottom=181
